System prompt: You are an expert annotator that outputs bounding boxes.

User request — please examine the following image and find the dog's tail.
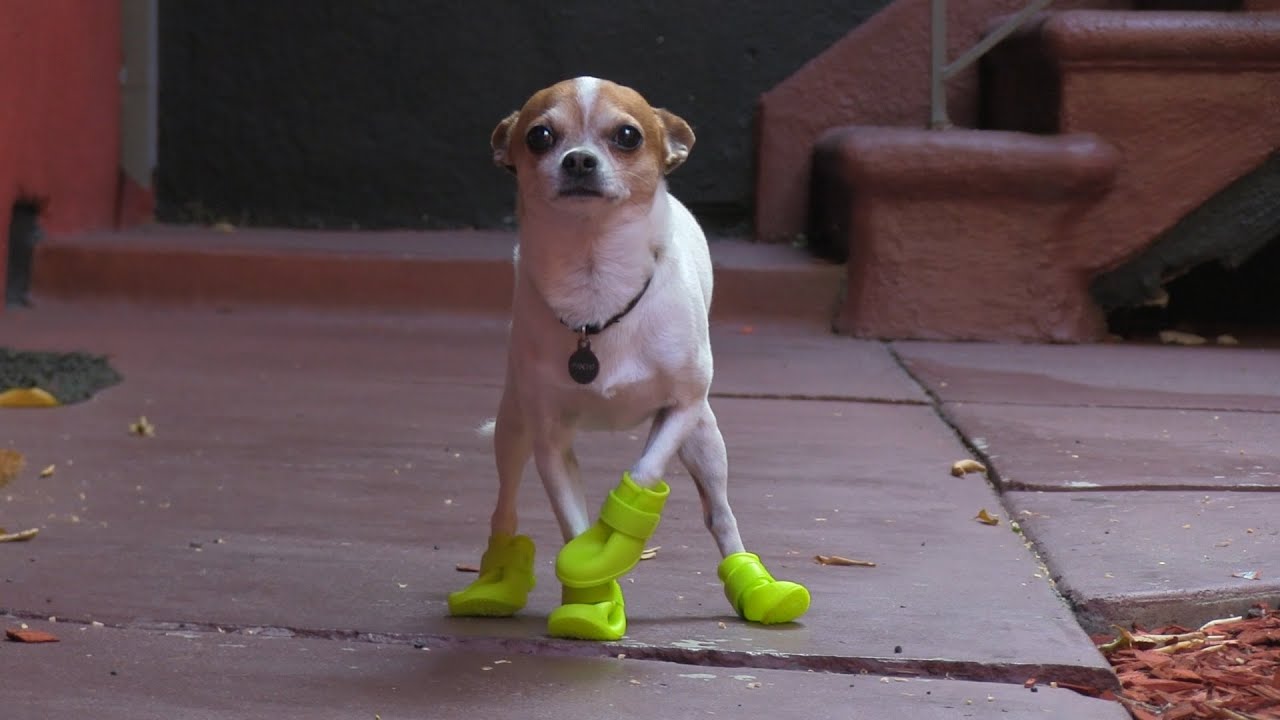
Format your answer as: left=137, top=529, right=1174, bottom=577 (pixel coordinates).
left=475, top=418, right=497, bottom=437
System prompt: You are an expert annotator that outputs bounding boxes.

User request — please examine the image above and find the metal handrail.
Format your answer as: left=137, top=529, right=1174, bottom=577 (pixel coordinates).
left=929, top=0, right=1053, bottom=129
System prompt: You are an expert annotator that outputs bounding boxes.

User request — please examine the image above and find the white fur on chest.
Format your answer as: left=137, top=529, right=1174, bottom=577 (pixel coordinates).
left=507, top=193, right=714, bottom=433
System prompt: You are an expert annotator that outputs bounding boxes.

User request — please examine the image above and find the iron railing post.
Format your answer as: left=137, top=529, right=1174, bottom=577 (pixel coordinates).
left=930, top=0, right=950, bottom=129
left=929, top=0, right=1053, bottom=130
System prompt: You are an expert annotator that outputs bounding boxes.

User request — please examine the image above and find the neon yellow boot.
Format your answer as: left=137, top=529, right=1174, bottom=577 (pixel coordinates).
left=547, top=580, right=626, bottom=641
left=719, top=552, right=810, bottom=625
left=447, top=533, right=536, bottom=617
left=555, top=472, right=669, bottom=589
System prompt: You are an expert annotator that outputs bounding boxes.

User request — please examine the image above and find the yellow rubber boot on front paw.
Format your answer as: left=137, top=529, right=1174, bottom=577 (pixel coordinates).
left=447, top=533, right=536, bottom=617
left=547, top=580, right=626, bottom=641
left=555, top=472, right=669, bottom=589
left=719, top=552, right=810, bottom=625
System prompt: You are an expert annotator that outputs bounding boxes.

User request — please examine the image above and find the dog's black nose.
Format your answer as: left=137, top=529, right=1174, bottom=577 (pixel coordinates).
left=561, top=150, right=598, bottom=178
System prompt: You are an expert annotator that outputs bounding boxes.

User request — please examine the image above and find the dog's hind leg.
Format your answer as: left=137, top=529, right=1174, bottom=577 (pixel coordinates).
left=531, top=421, right=590, bottom=544
left=676, top=402, right=745, bottom=557
left=448, top=387, right=537, bottom=618
left=679, top=401, right=812, bottom=626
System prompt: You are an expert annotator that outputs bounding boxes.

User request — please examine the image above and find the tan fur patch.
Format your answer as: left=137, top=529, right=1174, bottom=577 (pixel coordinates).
left=492, top=77, right=696, bottom=205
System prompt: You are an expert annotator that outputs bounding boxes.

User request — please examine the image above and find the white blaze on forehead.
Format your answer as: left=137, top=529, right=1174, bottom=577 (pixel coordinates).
left=574, top=76, right=602, bottom=128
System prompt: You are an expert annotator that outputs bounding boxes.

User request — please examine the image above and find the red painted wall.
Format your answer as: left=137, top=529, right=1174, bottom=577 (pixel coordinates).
left=1, top=0, right=121, bottom=299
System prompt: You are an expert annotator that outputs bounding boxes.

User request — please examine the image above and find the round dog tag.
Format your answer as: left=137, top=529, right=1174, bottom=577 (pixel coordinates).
left=568, top=344, right=600, bottom=384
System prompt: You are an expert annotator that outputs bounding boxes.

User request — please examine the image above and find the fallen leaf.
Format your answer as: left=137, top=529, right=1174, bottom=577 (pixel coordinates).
left=1232, top=570, right=1260, bottom=581
left=129, top=416, right=156, bottom=437
left=951, top=459, right=987, bottom=477
left=814, top=555, right=876, bottom=567
left=0, top=528, right=39, bottom=543
left=39, top=464, right=55, bottom=478
left=455, top=563, right=481, bottom=573
left=1024, top=677, right=1037, bottom=689
left=1158, top=330, right=1207, bottom=346
left=717, top=621, right=727, bottom=629
left=0, top=387, right=59, bottom=408
left=0, top=449, right=24, bottom=484
left=975, top=508, right=1000, bottom=526
left=639, top=546, right=661, bottom=561
left=5, top=627, right=59, bottom=643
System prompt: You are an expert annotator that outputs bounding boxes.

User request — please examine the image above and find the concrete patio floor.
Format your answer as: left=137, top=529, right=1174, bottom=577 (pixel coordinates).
left=2, top=297, right=1275, bottom=718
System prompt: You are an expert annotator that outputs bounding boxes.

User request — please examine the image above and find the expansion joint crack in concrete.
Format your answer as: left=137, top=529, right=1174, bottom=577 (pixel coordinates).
left=0, top=610, right=1118, bottom=692
left=710, top=391, right=928, bottom=406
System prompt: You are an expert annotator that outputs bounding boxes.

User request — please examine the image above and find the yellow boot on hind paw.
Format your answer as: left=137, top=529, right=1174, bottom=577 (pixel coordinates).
left=719, top=552, right=810, bottom=625
left=448, top=533, right=536, bottom=617
left=555, top=472, right=669, bottom=589
left=547, top=581, right=626, bottom=641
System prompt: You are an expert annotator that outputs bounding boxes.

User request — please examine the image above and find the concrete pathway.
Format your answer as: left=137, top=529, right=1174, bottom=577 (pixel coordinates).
left=6, top=301, right=1272, bottom=717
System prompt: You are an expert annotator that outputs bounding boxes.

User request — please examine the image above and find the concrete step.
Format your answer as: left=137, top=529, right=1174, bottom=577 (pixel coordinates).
left=810, top=9, right=1280, bottom=342
left=28, top=225, right=842, bottom=323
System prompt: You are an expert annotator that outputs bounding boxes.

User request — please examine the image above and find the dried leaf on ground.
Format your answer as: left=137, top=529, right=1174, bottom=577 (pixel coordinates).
left=455, top=563, right=480, bottom=573
left=0, top=449, right=24, bottom=484
left=39, top=464, right=56, bottom=478
left=951, top=459, right=987, bottom=477
left=129, top=416, right=156, bottom=437
left=814, top=555, right=876, bottom=567
left=1232, top=570, right=1261, bottom=581
left=5, top=627, right=59, bottom=643
left=0, top=528, right=39, bottom=543
left=1158, top=330, right=1207, bottom=346
left=639, top=546, right=661, bottom=561
left=974, top=508, right=1000, bottom=526
left=0, top=387, right=60, bottom=408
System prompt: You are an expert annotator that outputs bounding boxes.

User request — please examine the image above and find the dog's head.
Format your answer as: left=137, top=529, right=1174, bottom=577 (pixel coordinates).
left=491, top=77, right=694, bottom=211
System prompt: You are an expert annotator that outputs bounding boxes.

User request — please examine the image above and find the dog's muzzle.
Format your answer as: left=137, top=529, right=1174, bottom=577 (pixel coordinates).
left=558, top=149, right=605, bottom=197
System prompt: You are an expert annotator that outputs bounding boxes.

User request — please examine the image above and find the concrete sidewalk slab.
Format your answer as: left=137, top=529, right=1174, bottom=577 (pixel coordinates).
left=1006, top=491, right=1280, bottom=632
left=942, top=402, right=1280, bottom=491
left=0, top=621, right=1130, bottom=720
left=1, top=302, right=922, bottom=403
left=1, top=303, right=1109, bottom=687
left=896, top=342, right=1280, bottom=412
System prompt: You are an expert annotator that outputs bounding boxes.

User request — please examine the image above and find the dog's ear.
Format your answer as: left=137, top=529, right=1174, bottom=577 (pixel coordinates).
left=491, top=111, right=520, bottom=174
left=654, top=108, right=695, bottom=175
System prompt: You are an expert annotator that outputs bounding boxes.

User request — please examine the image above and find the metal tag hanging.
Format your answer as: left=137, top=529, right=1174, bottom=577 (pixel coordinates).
left=567, top=333, right=600, bottom=385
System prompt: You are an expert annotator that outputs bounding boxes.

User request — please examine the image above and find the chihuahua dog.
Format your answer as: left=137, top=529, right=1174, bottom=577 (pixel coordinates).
left=448, top=77, right=809, bottom=641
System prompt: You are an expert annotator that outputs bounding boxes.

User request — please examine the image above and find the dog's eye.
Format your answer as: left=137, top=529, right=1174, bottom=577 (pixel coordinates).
left=526, top=125, right=555, bottom=154
left=613, top=125, right=642, bottom=151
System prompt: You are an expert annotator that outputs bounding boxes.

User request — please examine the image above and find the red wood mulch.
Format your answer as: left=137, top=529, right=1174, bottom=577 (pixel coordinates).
left=1091, top=604, right=1280, bottom=719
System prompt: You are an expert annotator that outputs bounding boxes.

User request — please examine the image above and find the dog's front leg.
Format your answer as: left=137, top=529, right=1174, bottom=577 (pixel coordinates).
left=544, top=404, right=702, bottom=642
left=447, top=387, right=537, bottom=618
left=551, top=402, right=698, bottom=597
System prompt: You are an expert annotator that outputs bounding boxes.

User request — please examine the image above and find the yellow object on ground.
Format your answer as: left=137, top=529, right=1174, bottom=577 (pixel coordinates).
left=719, top=552, right=811, bottom=625
left=547, top=580, right=626, bottom=641
left=556, top=472, right=669, bottom=588
left=448, top=533, right=536, bottom=617
left=0, top=387, right=59, bottom=408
